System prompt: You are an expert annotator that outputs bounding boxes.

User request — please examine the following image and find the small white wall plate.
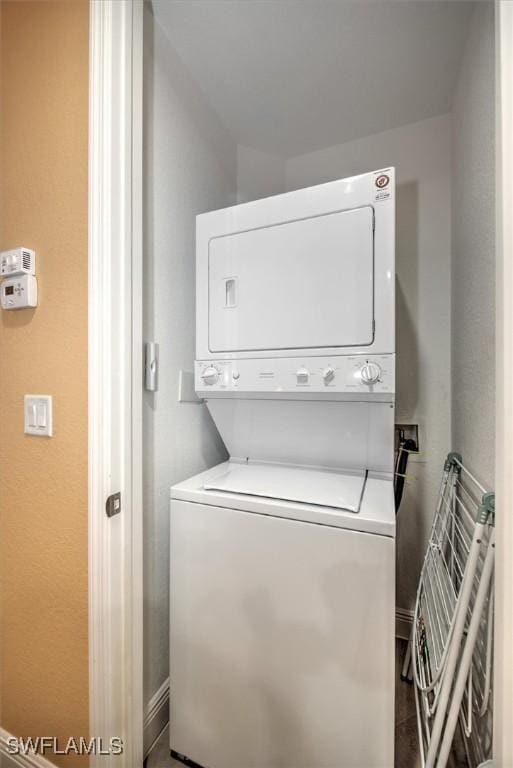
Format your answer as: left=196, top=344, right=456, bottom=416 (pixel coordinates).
left=24, top=395, right=52, bottom=437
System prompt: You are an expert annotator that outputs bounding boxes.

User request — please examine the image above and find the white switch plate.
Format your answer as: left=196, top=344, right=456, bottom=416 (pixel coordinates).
left=24, top=395, right=52, bottom=437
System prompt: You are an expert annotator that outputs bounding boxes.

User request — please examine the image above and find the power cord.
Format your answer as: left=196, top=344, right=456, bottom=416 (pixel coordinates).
left=395, top=434, right=418, bottom=513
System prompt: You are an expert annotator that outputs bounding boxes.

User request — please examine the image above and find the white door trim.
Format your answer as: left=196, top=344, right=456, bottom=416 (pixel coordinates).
left=494, top=2, right=513, bottom=766
left=88, top=1, right=143, bottom=765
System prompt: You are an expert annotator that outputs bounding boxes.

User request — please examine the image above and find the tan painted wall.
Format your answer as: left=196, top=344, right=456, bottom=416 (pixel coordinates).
left=0, top=1, right=89, bottom=764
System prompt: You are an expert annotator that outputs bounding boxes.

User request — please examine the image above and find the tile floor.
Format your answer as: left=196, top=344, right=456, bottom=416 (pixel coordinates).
left=146, top=730, right=182, bottom=768
left=146, top=639, right=468, bottom=768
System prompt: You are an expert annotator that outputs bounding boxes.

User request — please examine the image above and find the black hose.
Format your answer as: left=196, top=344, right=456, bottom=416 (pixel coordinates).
left=395, top=437, right=418, bottom=513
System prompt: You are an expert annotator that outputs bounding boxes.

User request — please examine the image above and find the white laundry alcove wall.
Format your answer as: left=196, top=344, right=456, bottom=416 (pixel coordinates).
left=142, top=2, right=495, bottom=759
left=281, top=114, right=453, bottom=620
left=237, top=115, right=454, bottom=618
left=142, top=5, right=234, bottom=747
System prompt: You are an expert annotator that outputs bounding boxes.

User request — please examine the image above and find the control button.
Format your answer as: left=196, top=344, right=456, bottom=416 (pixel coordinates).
left=200, top=366, right=219, bottom=386
left=232, top=371, right=240, bottom=380
left=322, top=366, right=335, bottom=384
left=360, top=361, right=382, bottom=385
left=296, top=367, right=309, bottom=384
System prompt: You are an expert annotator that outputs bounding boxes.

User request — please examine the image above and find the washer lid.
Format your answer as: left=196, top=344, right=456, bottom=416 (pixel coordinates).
left=204, top=462, right=366, bottom=512
left=171, top=461, right=396, bottom=537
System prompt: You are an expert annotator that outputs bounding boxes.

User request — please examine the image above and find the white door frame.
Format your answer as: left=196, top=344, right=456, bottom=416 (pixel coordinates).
left=88, top=1, right=512, bottom=765
left=88, top=1, right=143, bottom=765
left=494, top=2, right=513, bottom=766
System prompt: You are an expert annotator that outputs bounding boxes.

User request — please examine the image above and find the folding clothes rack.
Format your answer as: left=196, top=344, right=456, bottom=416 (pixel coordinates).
left=402, top=452, right=495, bottom=768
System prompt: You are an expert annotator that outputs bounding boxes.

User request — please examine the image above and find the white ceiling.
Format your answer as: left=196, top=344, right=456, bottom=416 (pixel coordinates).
left=152, top=0, right=477, bottom=158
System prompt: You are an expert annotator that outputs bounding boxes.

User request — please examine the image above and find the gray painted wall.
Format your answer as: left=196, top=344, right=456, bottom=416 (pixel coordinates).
left=237, top=144, right=287, bottom=202
left=143, top=8, right=235, bottom=706
left=452, top=2, right=495, bottom=489
left=452, top=8, right=495, bottom=761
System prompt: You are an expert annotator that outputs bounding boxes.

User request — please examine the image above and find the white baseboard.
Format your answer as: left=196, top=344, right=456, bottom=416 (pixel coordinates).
left=396, top=607, right=414, bottom=640
left=143, top=678, right=170, bottom=758
left=0, top=729, right=56, bottom=768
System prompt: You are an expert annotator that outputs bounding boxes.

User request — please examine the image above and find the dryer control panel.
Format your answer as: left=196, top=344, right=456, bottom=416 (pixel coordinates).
left=195, top=354, right=395, bottom=400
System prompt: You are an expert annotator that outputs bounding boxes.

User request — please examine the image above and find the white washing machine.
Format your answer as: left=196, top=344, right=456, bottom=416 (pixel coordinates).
left=170, top=169, right=396, bottom=768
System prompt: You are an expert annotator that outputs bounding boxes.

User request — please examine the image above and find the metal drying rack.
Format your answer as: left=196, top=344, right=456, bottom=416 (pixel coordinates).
left=401, top=452, right=495, bottom=768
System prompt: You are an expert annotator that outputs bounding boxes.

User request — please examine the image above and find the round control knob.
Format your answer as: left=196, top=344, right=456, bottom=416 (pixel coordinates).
left=360, top=361, right=382, bottom=385
left=322, top=366, right=335, bottom=384
left=296, top=367, right=309, bottom=384
left=200, top=366, right=219, bottom=386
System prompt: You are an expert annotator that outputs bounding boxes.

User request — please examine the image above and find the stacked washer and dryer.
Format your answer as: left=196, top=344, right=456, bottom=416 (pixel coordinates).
left=170, top=168, right=396, bottom=768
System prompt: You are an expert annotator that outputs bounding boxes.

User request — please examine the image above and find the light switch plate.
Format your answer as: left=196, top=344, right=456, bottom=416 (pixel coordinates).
left=24, top=395, right=52, bottom=437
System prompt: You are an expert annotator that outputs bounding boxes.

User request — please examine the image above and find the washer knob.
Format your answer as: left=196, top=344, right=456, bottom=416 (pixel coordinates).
left=360, top=362, right=382, bottom=385
left=322, top=366, right=335, bottom=384
left=200, top=366, right=219, bottom=386
left=296, top=367, right=309, bottom=384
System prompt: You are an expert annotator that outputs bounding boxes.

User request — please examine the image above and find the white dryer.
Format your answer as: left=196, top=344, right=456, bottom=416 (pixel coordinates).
left=170, top=168, right=396, bottom=768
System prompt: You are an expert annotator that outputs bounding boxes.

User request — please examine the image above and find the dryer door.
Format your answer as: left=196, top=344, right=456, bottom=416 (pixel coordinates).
left=208, top=205, right=374, bottom=354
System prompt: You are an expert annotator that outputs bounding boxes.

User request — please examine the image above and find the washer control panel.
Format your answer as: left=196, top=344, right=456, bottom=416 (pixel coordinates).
left=195, top=355, right=394, bottom=397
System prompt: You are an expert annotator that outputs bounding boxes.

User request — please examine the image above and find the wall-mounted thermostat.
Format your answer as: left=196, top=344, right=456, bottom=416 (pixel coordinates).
left=0, top=247, right=36, bottom=277
left=1, top=274, right=38, bottom=310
